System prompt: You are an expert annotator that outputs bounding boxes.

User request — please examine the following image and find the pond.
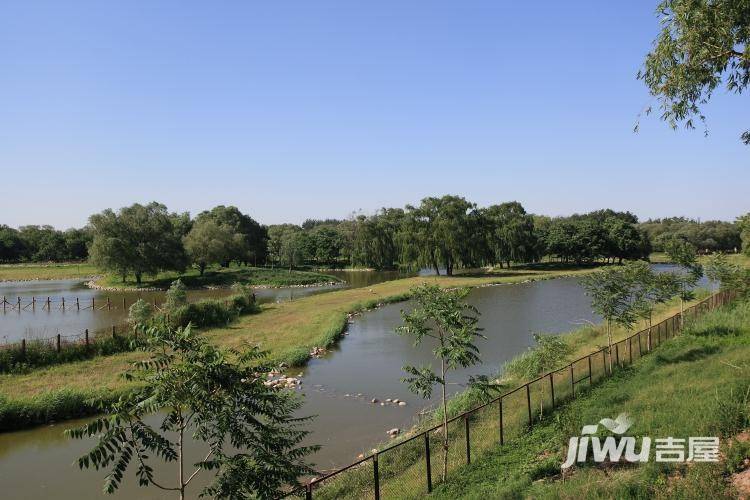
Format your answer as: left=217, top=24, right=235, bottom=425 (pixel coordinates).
left=0, top=265, right=717, bottom=498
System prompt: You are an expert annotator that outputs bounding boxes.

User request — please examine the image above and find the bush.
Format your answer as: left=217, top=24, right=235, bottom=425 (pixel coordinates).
left=164, top=279, right=188, bottom=311
left=164, top=285, right=260, bottom=329
left=504, top=333, right=572, bottom=379
left=128, top=298, right=153, bottom=327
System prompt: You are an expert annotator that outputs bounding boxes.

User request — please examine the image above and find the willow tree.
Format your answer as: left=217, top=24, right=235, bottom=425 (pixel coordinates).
left=639, top=0, right=750, bottom=144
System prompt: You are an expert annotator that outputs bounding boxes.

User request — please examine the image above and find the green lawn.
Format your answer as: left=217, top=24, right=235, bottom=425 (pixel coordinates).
left=93, top=264, right=340, bottom=289
left=431, top=298, right=750, bottom=499
left=0, top=262, right=99, bottom=281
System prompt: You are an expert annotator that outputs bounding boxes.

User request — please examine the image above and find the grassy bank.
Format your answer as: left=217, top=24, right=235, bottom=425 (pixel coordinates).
left=308, top=290, right=715, bottom=499
left=432, top=297, right=750, bottom=499
left=0, top=262, right=99, bottom=281
left=93, top=264, right=340, bottom=289
left=0, top=264, right=597, bottom=430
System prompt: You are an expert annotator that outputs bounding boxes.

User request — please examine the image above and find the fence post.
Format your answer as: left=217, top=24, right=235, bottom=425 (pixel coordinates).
left=602, top=349, right=608, bottom=376
left=498, top=398, right=504, bottom=445
left=588, top=355, right=593, bottom=385
left=107, top=297, right=111, bottom=311
left=47, top=297, right=51, bottom=310
left=62, top=297, right=65, bottom=311
left=2, top=296, right=5, bottom=313
left=112, top=325, right=116, bottom=338
left=17, top=297, right=21, bottom=310
left=549, top=372, right=555, bottom=408
left=32, top=296, right=36, bottom=310
left=92, top=297, right=95, bottom=310
left=56, top=334, right=61, bottom=352
left=425, top=433, right=432, bottom=493
left=305, top=482, right=312, bottom=500
left=373, top=452, right=380, bottom=500
left=21, top=338, right=26, bottom=358
left=76, top=297, right=80, bottom=311
left=85, top=329, right=89, bottom=346
left=465, top=414, right=471, bottom=464
left=570, top=364, right=575, bottom=397
left=629, top=337, right=633, bottom=364
left=123, top=297, right=126, bottom=310
left=526, top=384, right=532, bottom=426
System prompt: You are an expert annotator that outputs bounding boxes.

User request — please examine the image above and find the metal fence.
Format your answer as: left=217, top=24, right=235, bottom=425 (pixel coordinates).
left=282, top=289, right=735, bottom=500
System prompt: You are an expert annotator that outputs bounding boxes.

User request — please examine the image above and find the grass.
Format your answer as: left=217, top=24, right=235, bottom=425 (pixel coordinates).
left=0, top=264, right=598, bottom=430
left=307, top=290, right=717, bottom=499
left=94, top=263, right=340, bottom=289
left=428, top=297, right=750, bottom=499
left=0, top=262, right=99, bottom=281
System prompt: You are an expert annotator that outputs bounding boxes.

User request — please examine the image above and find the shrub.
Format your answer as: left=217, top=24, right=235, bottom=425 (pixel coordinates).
left=504, top=333, right=572, bottom=379
left=164, top=279, right=188, bottom=311
left=128, top=298, right=153, bottom=327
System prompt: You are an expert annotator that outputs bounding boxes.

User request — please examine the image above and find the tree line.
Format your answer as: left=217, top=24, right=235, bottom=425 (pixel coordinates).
left=2, top=198, right=749, bottom=283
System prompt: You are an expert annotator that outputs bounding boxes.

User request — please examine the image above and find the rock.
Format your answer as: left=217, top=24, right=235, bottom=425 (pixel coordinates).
left=398, top=401, right=407, bottom=406
left=387, top=428, right=400, bottom=436
left=344, top=394, right=350, bottom=397
left=392, top=398, right=399, bottom=404
left=371, top=398, right=379, bottom=404
left=385, top=398, right=392, bottom=403
left=380, top=402, right=385, bottom=406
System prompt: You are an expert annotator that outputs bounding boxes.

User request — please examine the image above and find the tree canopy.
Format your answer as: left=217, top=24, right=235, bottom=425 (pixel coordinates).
left=639, top=0, right=750, bottom=144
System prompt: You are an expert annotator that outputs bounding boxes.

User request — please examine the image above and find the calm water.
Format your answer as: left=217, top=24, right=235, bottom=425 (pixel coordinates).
left=0, top=265, right=716, bottom=498
left=0, top=270, right=416, bottom=344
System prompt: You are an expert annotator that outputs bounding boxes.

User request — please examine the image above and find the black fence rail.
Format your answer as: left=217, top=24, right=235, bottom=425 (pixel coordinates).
left=282, top=289, right=735, bottom=499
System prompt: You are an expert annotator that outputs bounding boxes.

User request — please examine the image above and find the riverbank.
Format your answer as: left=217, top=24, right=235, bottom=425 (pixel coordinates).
left=0, top=264, right=600, bottom=431
left=0, top=262, right=98, bottom=282
left=309, top=289, right=720, bottom=499
left=431, top=296, right=750, bottom=499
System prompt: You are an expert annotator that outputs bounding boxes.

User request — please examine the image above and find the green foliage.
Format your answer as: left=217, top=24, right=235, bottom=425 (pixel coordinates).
left=128, top=299, right=154, bottom=327
left=0, top=334, right=134, bottom=374
left=726, top=438, right=750, bottom=475
left=66, top=323, right=317, bottom=498
left=164, top=285, right=259, bottom=329
left=183, top=219, right=243, bottom=275
left=0, top=389, right=123, bottom=431
left=396, top=283, right=488, bottom=479
left=0, top=224, right=92, bottom=263
left=738, top=213, right=750, bottom=256
left=640, top=217, right=741, bottom=253
left=194, top=205, right=268, bottom=265
left=163, top=279, right=188, bottom=311
left=639, top=0, right=750, bottom=144
left=89, top=202, right=189, bottom=284
left=504, top=333, right=572, bottom=380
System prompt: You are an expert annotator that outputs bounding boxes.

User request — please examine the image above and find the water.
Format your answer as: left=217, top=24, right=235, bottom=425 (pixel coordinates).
left=0, top=270, right=414, bottom=344
left=0, top=265, right=716, bottom=498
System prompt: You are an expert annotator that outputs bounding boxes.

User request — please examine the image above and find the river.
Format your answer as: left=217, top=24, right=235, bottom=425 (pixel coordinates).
left=0, top=265, right=715, bottom=499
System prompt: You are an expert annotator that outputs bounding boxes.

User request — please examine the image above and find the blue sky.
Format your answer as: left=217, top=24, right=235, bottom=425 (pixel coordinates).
left=1, top=1, right=747, bottom=229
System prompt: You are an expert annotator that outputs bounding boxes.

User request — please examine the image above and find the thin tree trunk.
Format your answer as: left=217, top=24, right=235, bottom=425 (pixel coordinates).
left=178, top=412, right=185, bottom=500
left=441, top=355, right=448, bottom=482
left=607, top=320, right=613, bottom=372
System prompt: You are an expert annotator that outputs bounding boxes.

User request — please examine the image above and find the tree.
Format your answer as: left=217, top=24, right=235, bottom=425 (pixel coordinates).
left=396, top=284, right=484, bottom=480
left=483, top=201, right=538, bottom=268
left=195, top=206, right=268, bottom=266
left=266, top=224, right=299, bottom=268
left=310, top=226, right=342, bottom=265
left=183, top=219, right=243, bottom=275
left=0, top=225, right=25, bottom=262
left=628, top=262, right=679, bottom=350
left=605, top=217, right=650, bottom=264
left=738, top=213, right=750, bottom=255
left=639, top=0, right=750, bottom=144
left=127, top=299, right=154, bottom=328
left=664, top=237, right=703, bottom=328
left=67, top=323, right=317, bottom=499
left=280, top=229, right=307, bottom=271
left=89, top=202, right=188, bottom=284
left=581, top=266, right=639, bottom=372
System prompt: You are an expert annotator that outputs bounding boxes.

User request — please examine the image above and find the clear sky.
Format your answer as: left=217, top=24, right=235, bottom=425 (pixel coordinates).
left=1, top=1, right=747, bottom=229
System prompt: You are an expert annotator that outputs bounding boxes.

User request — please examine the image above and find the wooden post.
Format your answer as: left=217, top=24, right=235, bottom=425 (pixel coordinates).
left=570, top=364, right=575, bottom=397
left=107, top=297, right=111, bottom=311
left=85, top=329, right=89, bottom=346
left=123, top=297, right=126, bottom=310
left=615, top=343, right=620, bottom=367
left=92, top=297, right=95, bottom=310
left=56, top=334, right=61, bottom=352
left=112, top=325, right=116, bottom=338
left=588, top=355, right=593, bottom=385
left=425, top=433, right=432, bottom=493
left=46, top=297, right=51, bottom=310
left=2, top=296, right=5, bottom=313
left=76, top=297, right=80, bottom=311
left=525, top=384, right=532, bottom=426
left=629, top=337, right=633, bottom=364
left=498, top=398, right=504, bottom=445
left=547, top=373, right=554, bottom=408
left=21, top=338, right=26, bottom=358
left=32, top=296, right=36, bottom=310
left=17, top=297, right=21, bottom=310
left=373, top=452, right=380, bottom=500
left=464, top=415, right=471, bottom=464
left=61, top=297, right=65, bottom=311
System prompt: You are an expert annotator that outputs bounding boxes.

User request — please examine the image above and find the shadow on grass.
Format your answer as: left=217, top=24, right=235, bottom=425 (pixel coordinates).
left=654, top=345, right=721, bottom=365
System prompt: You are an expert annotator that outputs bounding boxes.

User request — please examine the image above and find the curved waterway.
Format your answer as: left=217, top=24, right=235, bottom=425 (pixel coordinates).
left=0, top=265, right=716, bottom=498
